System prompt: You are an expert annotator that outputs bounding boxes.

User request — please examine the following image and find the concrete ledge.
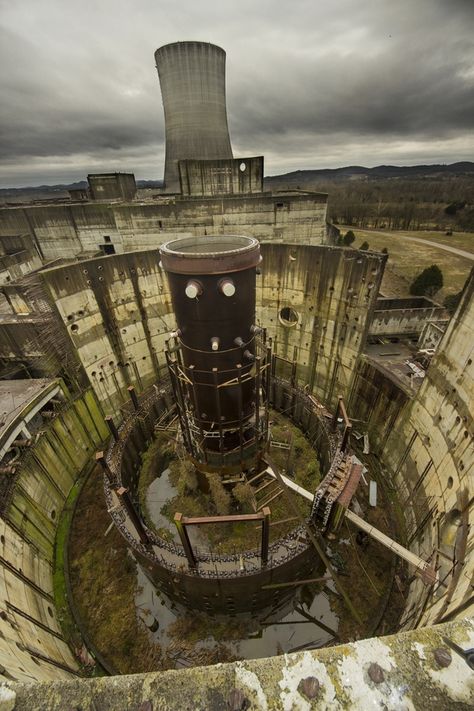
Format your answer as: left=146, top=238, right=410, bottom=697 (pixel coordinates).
left=3, top=617, right=473, bottom=710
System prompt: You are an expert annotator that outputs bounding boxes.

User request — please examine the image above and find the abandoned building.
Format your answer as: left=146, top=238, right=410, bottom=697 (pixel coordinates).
left=0, top=41, right=471, bottom=709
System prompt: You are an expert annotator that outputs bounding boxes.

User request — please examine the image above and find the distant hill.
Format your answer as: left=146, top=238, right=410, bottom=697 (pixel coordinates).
left=264, top=162, right=474, bottom=186
left=0, top=178, right=164, bottom=199
left=1, top=163, right=473, bottom=198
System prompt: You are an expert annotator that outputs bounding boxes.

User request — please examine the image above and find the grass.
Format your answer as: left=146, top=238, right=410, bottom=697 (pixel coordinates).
left=340, top=227, right=473, bottom=299
left=269, top=411, right=321, bottom=491
left=381, top=229, right=474, bottom=254
left=69, top=466, right=165, bottom=674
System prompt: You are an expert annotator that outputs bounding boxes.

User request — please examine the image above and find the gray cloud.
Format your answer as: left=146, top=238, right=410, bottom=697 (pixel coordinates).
left=0, top=0, right=473, bottom=186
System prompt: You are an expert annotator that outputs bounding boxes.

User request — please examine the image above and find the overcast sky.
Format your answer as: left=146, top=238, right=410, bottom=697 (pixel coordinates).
left=1, top=0, right=473, bottom=187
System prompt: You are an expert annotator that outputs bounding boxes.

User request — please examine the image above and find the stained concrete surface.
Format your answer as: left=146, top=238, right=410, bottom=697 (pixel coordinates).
left=3, top=618, right=473, bottom=710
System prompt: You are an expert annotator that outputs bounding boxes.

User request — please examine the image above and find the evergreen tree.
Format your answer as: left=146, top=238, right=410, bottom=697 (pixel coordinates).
left=410, top=264, right=444, bottom=297
left=360, top=241, right=369, bottom=250
left=342, top=230, right=356, bottom=246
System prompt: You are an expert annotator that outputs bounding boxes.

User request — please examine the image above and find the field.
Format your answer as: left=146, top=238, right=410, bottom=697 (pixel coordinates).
left=340, top=227, right=474, bottom=299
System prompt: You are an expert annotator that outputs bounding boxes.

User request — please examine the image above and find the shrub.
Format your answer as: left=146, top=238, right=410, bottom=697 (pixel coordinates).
left=233, top=482, right=254, bottom=508
left=206, top=473, right=231, bottom=515
left=360, top=241, right=369, bottom=250
left=410, top=264, right=443, bottom=297
left=342, top=230, right=356, bottom=246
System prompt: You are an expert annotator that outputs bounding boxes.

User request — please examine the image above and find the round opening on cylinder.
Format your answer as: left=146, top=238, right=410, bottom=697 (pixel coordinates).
left=159, top=235, right=260, bottom=275
left=279, top=307, right=299, bottom=327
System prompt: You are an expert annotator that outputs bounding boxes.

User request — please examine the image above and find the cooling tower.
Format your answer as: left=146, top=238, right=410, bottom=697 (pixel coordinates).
left=155, top=41, right=234, bottom=192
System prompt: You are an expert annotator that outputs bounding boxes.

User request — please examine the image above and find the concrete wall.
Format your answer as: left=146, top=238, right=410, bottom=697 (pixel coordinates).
left=40, top=244, right=385, bottom=417
left=258, top=244, right=387, bottom=407
left=178, top=156, right=263, bottom=196
left=349, top=271, right=474, bottom=628
left=0, top=319, right=48, bottom=364
left=0, top=192, right=328, bottom=260
left=418, top=320, right=447, bottom=350
left=369, top=297, right=448, bottom=338
left=6, top=617, right=474, bottom=710
left=0, top=234, right=42, bottom=286
left=41, top=251, right=175, bottom=418
left=0, top=385, right=108, bottom=682
left=0, top=241, right=471, bottom=691
left=87, top=173, right=136, bottom=202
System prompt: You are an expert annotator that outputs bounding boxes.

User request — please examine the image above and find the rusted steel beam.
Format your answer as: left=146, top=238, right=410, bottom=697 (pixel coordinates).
left=338, top=396, right=351, bottom=427
left=261, top=506, right=270, bottom=566
left=95, top=450, right=112, bottom=479
left=174, top=512, right=197, bottom=569
left=115, top=486, right=150, bottom=547
left=105, top=415, right=119, bottom=441
left=181, top=512, right=265, bottom=525
left=127, top=385, right=139, bottom=411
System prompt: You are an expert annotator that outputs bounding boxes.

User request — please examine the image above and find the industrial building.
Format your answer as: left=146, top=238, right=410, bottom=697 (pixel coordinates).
left=0, top=41, right=471, bottom=710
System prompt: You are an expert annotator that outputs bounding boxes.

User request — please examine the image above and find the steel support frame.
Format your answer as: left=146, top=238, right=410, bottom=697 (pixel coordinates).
left=174, top=508, right=271, bottom=569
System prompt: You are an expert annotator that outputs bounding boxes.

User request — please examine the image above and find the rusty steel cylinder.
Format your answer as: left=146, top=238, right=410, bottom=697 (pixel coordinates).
left=159, top=235, right=261, bottom=433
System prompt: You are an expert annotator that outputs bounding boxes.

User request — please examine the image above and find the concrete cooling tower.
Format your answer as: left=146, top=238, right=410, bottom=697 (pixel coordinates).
left=155, top=41, right=234, bottom=192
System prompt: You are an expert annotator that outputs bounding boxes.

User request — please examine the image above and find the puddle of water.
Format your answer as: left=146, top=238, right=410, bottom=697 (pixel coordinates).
left=135, top=564, right=339, bottom=665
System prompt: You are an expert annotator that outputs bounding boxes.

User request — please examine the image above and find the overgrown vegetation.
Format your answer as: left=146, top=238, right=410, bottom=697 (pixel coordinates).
left=152, top=410, right=318, bottom=553
left=62, top=421, right=404, bottom=672
left=69, top=468, right=165, bottom=673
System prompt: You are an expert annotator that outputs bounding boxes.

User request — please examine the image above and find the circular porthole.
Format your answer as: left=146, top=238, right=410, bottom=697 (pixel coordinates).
left=279, top=307, right=299, bottom=327
left=71, top=324, right=79, bottom=333
left=239, top=162, right=246, bottom=172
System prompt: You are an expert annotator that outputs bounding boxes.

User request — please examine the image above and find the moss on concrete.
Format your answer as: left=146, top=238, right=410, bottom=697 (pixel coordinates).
left=69, top=466, right=165, bottom=674
left=53, top=476, right=83, bottom=649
